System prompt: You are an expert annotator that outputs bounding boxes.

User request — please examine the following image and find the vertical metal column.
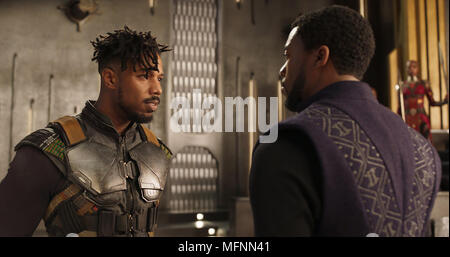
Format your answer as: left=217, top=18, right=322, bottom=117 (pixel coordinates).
left=167, top=0, right=220, bottom=214
left=171, top=0, right=218, bottom=129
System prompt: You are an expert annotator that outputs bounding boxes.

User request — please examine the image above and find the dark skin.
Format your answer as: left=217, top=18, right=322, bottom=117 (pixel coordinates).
left=279, top=26, right=358, bottom=104
left=95, top=55, right=164, bottom=135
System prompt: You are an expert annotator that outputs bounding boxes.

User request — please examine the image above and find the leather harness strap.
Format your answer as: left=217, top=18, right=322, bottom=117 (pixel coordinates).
left=139, top=125, right=161, bottom=147
left=44, top=183, right=81, bottom=221
left=44, top=116, right=88, bottom=223
left=54, top=116, right=159, bottom=147
left=53, top=116, right=86, bottom=146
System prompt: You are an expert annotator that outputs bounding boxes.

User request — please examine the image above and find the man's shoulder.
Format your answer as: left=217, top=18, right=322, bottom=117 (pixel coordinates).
left=137, top=124, right=173, bottom=159
left=15, top=127, right=66, bottom=162
left=277, top=104, right=330, bottom=132
left=254, top=128, right=313, bottom=162
left=157, top=138, right=173, bottom=159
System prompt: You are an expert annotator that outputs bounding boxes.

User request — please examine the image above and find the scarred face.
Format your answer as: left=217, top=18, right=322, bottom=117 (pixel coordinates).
left=116, top=55, right=164, bottom=123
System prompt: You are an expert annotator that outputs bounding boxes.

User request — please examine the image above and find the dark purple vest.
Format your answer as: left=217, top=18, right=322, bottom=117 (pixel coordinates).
left=280, top=81, right=441, bottom=236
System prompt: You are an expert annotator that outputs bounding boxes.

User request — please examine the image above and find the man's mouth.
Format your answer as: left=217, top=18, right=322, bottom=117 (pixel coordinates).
left=144, top=97, right=160, bottom=111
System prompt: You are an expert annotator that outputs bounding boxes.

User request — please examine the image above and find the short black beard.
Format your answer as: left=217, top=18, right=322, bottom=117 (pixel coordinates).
left=285, top=70, right=306, bottom=112
left=118, top=87, right=154, bottom=124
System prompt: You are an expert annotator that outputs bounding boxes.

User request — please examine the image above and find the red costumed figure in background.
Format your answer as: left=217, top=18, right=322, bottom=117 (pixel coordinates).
left=399, top=60, right=448, bottom=141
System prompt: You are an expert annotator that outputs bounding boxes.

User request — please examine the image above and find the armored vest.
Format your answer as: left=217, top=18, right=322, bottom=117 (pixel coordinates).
left=16, top=115, right=172, bottom=237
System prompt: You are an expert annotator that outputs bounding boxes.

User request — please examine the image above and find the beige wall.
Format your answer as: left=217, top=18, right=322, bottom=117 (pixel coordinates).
left=390, top=0, right=449, bottom=130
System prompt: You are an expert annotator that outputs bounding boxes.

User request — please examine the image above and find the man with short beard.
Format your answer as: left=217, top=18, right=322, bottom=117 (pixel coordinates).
left=249, top=6, right=442, bottom=236
left=0, top=26, right=172, bottom=237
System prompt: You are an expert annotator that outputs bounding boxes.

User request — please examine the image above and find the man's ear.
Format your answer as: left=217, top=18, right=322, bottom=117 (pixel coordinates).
left=101, top=67, right=118, bottom=89
left=314, top=45, right=330, bottom=68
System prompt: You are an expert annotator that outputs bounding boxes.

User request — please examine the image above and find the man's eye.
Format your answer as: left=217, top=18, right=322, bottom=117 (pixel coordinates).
left=158, top=77, right=164, bottom=82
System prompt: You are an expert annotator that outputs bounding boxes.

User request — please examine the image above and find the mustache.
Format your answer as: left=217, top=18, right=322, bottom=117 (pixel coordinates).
left=143, top=96, right=160, bottom=104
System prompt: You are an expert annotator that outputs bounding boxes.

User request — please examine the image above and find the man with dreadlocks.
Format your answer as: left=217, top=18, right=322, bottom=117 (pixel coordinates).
left=0, top=26, right=172, bottom=237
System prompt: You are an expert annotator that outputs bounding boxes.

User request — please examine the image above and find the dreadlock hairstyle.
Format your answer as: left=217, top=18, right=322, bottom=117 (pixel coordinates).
left=91, top=26, right=171, bottom=77
left=291, top=5, right=375, bottom=80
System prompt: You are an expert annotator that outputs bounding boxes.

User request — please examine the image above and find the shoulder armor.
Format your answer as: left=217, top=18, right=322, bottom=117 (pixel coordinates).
left=14, top=127, right=67, bottom=174
left=50, top=116, right=86, bottom=146
left=158, top=138, right=173, bottom=160
left=138, top=124, right=160, bottom=147
left=14, top=115, right=88, bottom=175
left=138, top=124, right=173, bottom=160
left=15, top=127, right=66, bottom=162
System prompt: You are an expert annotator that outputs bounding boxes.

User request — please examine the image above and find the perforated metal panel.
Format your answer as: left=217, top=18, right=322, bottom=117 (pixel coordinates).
left=167, top=146, right=219, bottom=213
left=171, top=0, right=218, bottom=132
left=165, top=0, right=220, bottom=214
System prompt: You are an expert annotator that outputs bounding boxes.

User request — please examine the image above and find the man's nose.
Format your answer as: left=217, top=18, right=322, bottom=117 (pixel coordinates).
left=150, top=80, right=162, bottom=96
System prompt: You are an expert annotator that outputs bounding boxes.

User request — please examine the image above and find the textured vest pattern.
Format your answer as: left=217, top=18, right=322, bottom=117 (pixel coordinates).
left=300, top=103, right=439, bottom=236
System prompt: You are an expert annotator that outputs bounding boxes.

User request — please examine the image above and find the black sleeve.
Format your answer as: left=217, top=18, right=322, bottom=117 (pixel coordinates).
left=249, top=130, right=322, bottom=236
left=0, top=146, right=66, bottom=236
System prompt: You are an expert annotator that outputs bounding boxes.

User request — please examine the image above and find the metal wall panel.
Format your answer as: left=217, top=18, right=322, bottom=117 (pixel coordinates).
left=164, top=0, right=221, bottom=214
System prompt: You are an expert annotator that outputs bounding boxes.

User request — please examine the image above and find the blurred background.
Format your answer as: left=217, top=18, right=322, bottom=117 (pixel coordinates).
left=0, top=0, right=448, bottom=237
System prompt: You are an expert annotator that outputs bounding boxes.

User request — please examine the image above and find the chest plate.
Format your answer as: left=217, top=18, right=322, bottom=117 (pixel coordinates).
left=66, top=138, right=170, bottom=204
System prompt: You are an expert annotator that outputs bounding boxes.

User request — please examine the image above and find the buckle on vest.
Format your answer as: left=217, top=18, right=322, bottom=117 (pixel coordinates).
left=147, top=203, right=159, bottom=232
